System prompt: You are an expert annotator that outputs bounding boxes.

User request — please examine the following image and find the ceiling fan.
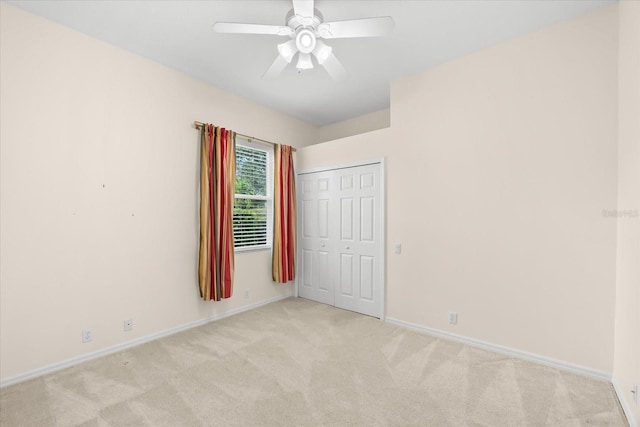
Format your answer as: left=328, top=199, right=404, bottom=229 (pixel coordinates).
left=213, top=0, right=394, bottom=80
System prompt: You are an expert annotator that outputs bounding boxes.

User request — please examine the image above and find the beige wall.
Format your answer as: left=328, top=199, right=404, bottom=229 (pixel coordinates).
left=299, top=5, right=619, bottom=374
left=316, top=109, right=390, bottom=144
left=0, top=3, right=316, bottom=382
left=614, top=1, right=640, bottom=424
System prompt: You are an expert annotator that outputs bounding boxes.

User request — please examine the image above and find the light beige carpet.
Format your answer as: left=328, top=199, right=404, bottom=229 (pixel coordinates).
left=0, top=297, right=627, bottom=426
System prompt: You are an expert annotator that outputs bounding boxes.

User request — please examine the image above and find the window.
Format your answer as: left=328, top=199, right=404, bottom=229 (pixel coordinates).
left=233, top=138, right=273, bottom=250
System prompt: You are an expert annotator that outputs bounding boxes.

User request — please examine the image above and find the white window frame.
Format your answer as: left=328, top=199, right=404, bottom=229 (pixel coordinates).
left=233, top=137, right=273, bottom=252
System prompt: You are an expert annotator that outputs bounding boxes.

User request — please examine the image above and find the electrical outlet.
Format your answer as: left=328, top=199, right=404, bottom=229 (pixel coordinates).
left=448, top=312, right=458, bottom=325
left=632, top=384, right=638, bottom=404
left=394, top=243, right=402, bottom=254
left=124, top=319, right=133, bottom=332
left=82, top=329, right=93, bottom=343
left=244, top=290, right=249, bottom=299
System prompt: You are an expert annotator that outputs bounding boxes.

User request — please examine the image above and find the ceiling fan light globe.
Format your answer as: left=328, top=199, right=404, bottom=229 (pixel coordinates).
left=313, top=41, right=332, bottom=64
left=301, top=34, right=312, bottom=48
left=296, top=53, right=313, bottom=70
left=277, top=40, right=297, bottom=63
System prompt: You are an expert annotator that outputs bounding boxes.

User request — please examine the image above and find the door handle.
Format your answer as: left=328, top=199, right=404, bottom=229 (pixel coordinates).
left=346, top=246, right=350, bottom=250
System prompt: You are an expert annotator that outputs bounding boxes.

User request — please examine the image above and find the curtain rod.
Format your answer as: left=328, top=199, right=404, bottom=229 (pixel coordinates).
left=193, top=121, right=296, bottom=152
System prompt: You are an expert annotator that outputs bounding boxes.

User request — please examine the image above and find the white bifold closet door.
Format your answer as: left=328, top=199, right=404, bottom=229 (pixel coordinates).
left=298, top=163, right=383, bottom=318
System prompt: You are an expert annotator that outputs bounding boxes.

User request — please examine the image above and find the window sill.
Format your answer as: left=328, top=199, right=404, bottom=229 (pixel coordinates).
left=235, top=245, right=272, bottom=254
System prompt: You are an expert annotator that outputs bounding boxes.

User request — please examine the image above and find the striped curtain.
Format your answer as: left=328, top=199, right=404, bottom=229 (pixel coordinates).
left=198, top=124, right=236, bottom=301
left=272, top=144, right=296, bottom=283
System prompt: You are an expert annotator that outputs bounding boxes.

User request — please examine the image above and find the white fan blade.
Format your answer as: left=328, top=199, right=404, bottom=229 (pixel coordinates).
left=293, top=0, right=314, bottom=18
left=317, top=16, right=394, bottom=39
left=263, top=55, right=290, bottom=79
left=213, top=22, right=292, bottom=36
left=319, top=52, right=347, bottom=81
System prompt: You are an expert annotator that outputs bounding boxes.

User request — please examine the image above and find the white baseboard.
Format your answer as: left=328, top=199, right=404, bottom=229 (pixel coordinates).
left=0, top=293, right=294, bottom=388
left=385, top=317, right=611, bottom=382
left=613, top=377, right=638, bottom=427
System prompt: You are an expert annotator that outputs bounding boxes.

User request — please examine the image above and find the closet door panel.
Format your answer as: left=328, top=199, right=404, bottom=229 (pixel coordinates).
left=318, top=250, right=331, bottom=292
left=298, top=172, right=333, bottom=305
left=340, top=254, right=354, bottom=296
left=334, top=164, right=382, bottom=317
left=302, top=249, right=313, bottom=288
left=360, top=197, right=374, bottom=242
left=340, top=198, right=354, bottom=241
left=318, top=199, right=329, bottom=238
left=360, top=255, right=374, bottom=301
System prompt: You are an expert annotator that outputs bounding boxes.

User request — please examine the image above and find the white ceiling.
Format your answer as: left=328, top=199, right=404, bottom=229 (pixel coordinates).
left=8, top=0, right=615, bottom=126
